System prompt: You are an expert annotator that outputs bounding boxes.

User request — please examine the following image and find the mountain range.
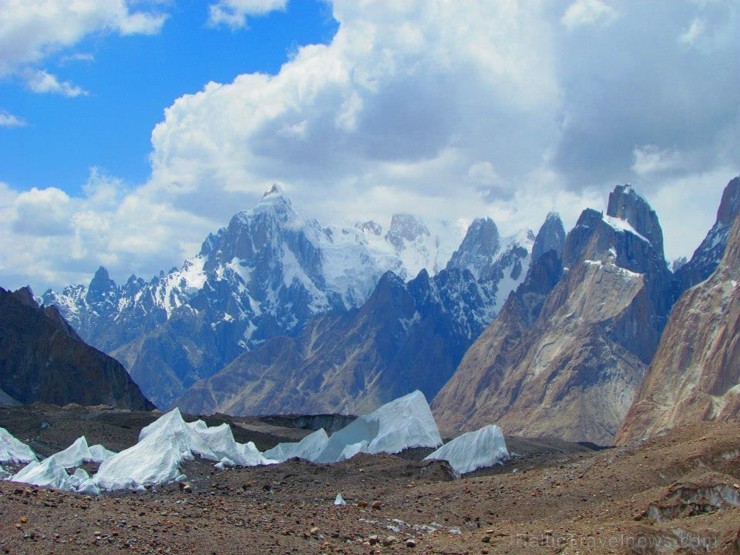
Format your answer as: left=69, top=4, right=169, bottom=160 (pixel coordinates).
left=42, top=186, right=533, bottom=408
left=31, top=176, right=739, bottom=446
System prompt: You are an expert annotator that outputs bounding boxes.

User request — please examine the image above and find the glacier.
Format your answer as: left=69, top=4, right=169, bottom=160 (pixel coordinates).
left=0, top=426, right=37, bottom=464
left=424, top=424, right=509, bottom=475
left=3, top=392, right=512, bottom=494
left=313, top=391, right=443, bottom=463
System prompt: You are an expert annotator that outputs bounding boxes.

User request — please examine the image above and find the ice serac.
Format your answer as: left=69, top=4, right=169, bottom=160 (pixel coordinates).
left=174, top=264, right=500, bottom=417
left=0, top=426, right=37, bottom=464
left=11, top=436, right=114, bottom=493
left=313, top=391, right=442, bottom=463
left=93, top=408, right=273, bottom=491
left=42, top=187, right=464, bottom=409
left=617, top=215, right=740, bottom=444
left=424, top=424, right=508, bottom=475
left=0, top=287, right=154, bottom=411
left=433, top=186, right=677, bottom=445
left=263, top=428, right=329, bottom=463
left=675, top=177, right=740, bottom=292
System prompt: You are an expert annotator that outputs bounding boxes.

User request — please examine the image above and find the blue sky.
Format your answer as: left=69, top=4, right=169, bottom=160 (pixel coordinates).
left=0, top=0, right=337, bottom=194
left=0, top=0, right=739, bottom=291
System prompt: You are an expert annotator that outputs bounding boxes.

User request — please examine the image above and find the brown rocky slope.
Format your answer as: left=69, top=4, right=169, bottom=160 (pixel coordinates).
left=433, top=186, right=676, bottom=445
left=617, top=215, right=739, bottom=444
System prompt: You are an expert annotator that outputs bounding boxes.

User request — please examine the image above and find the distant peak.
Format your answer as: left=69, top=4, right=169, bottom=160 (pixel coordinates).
left=545, top=211, right=562, bottom=222
left=607, top=184, right=664, bottom=257
left=263, top=183, right=286, bottom=198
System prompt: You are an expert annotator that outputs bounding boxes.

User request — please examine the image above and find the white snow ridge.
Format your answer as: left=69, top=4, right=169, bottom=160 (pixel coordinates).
left=0, top=426, right=37, bottom=464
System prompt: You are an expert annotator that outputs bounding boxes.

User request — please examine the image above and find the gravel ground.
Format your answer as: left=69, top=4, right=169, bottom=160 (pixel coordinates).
left=0, top=404, right=738, bottom=554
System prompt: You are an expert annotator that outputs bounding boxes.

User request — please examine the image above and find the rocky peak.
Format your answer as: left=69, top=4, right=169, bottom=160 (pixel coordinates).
left=531, top=212, right=565, bottom=263
left=386, top=214, right=430, bottom=251
left=446, top=218, right=500, bottom=279
left=87, top=266, right=118, bottom=304
left=355, top=221, right=383, bottom=236
left=12, top=286, right=37, bottom=308
left=717, top=177, right=739, bottom=227
left=607, top=184, right=664, bottom=257
left=675, top=176, right=740, bottom=291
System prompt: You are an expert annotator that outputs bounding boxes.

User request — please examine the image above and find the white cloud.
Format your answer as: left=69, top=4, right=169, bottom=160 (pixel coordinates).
left=11, top=187, right=73, bottom=236
left=0, top=0, right=167, bottom=97
left=0, top=111, right=25, bottom=127
left=631, top=145, right=685, bottom=176
left=207, top=0, right=288, bottom=29
left=22, top=68, right=88, bottom=97
left=1, top=0, right=740, bottom=291
left=561, top=0, right=617, bottom=30
left=679, top=17, right=705, bottom=46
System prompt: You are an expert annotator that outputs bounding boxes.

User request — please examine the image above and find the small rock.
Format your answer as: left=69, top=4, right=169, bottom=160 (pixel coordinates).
left=19, top=516, right=28, bottom=524
left=357, top=501, right=368, bottom=508
left=406, top=539, right=417, bottom=548
left=481, top=536, right=491, bottom=543
left=383, top=535, right=398, bottom=546
left=368, top=535, right=379, bottom=545
left=371, top=500, right=382, bottom=510
left=310, top=527, right=320, bottom=535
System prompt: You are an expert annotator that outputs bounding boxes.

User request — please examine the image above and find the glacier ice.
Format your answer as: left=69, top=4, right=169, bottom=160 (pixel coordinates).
left=92, top=408, right=274, bottom=491
left=424, top=424, right=509, bottom=475
left=11, top=436, right=114, bottom=492
left=0, top=426, right=37, bottom=464
left=313, top=391, right=442, bottom=463
left=4, top=392, right=512, bottom=495
left=263, top=428, right=329, bottom=463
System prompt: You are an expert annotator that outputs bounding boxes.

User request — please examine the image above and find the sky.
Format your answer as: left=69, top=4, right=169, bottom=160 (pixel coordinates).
left=0, top=0, right=738, bottom=292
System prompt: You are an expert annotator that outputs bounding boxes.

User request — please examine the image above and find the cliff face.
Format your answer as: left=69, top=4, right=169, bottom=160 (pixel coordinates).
left=433, top=187, right=676, bottom=445
left=616, top=216, right=740, bottom=444
left=675, top=177, right=739, bottom=291
left=0, top=287, right=154, bottom=411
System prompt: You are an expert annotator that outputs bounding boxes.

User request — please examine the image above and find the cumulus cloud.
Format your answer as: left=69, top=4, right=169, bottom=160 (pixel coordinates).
left=207, top=0, right=288, bottom=29
left=0, top=0, right=167, bottom=96
left=1, top=0, right=739, bottom=291
left=22, top=68, right=88, bottom=97
left=0, top=111, right=25, bottom=127
left=561, top=0, right=618, bottom=30
left=11, top=187, right=73, bottom=236
left=632, top=145, right=685, bottom=176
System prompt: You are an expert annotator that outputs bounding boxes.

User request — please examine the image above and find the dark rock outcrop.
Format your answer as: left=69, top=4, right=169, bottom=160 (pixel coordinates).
left=0, top=287, right=153, bottom=410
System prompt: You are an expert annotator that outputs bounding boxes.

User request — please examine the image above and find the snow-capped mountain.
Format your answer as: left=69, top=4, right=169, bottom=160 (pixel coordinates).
left=42, top=185, right=531, bottom=409
left=433, top=185, right=678, bottom=445
left=175, top=264, right=503, bottom=417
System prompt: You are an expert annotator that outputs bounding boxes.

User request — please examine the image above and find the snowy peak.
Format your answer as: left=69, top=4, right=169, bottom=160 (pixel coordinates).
left=86, top=266, right=118, bottom=309
left=447, top=218, right=500, bottom=279
left=607, top=184, right=664, bottom=257
left=386, top=214, right=430, bottom=250
left=355, top=220, right=383, bottom=237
